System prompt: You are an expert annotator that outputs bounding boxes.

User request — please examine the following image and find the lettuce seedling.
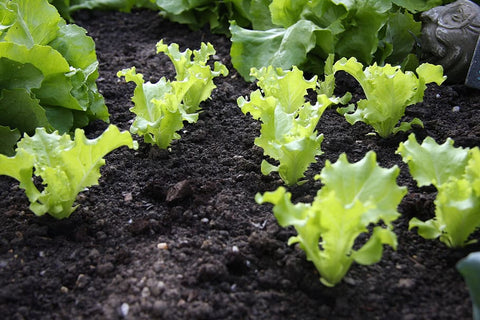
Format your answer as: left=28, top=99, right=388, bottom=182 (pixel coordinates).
left=238, top=66, right=334, bottom=185
left=457, top=252, right=480, bottom=320
left=397, top=134, right=480, bottom=247
left=256, top=151, right=406, bottom=286
left=0, top=125, right=137, bottom=219
left=118, top=40, right=228, bottom=149
left=333, top=57, right=445, bottom=138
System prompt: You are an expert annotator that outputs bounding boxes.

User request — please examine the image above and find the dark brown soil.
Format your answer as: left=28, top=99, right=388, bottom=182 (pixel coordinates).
left=1, top=9, right=480, bottom=320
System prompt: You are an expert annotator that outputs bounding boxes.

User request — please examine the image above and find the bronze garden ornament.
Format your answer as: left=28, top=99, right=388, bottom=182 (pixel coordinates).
left=420, top=0, right=480, bottom=84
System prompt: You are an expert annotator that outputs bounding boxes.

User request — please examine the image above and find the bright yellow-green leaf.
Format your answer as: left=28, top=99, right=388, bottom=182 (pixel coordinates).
left=238, top=66, right=332, bottom=185
left=0, top=125, right=137, bottom=219
left=257, top=151, right=405, bottom=286
left=398, top=134, right=480, bottom=248
left=119, top=40, right=227, bottom=149
left=333, top=57, right=445, bottom=137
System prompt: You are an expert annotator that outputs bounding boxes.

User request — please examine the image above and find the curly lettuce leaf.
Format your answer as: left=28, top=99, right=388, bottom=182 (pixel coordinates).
left=397, top=134, right=469, bottom=188
left=397, top=134, right=480, bottom=247
left=238, top=66, right=332, bottom=185
left=118, top=40, right=227, bottom=149
left=0, top=125, right=138, bottom=219
left=256, top=151, right=405, bottom=286
left=334, top=57, right=445, bottom=137
left=117, top=67, right=181, bottom=149
left=156, top=40, right=228, bottom=113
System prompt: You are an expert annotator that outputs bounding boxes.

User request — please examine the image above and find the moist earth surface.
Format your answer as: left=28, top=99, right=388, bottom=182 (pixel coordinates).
left=1, top=9, right=480, bottom=320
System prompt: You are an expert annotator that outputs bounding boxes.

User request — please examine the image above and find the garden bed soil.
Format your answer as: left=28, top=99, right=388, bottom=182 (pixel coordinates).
left=1, top=9, right=480, bottom=320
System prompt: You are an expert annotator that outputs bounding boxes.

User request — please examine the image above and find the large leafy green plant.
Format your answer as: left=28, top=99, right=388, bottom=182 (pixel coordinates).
left=333, top=58, right=445, bottom=137
left=0, top=125, right=137, bottom=219
left=118, top=40, right=228, bottom=149
left=256, top=151, right=406, bottom=286
left=238, top=66, right=334, bottom=185
left=230, top=0, right=435, bottom=80
left=397, top=134, right=480, bottom=248
left=0, top=0, right=109, bottom=155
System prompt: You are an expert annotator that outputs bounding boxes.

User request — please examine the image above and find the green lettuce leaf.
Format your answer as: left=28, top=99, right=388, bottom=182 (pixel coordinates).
left=0, top=125, right=138, bottom=219
left=118, top=40, right=227, bottom=149
left=228, top=0, right=275, bottom=30
left=375, top=9, right=421, bottom=65
left=230, top=0, right=423, bottom=80
left=396, top=134, right=469, bottom=187
left=230, top=20, right=333, bottom=81
left=333, top=57, right=445, bottom=137
left=238, top=66, right=332, bottom=185
left=397, top=134, right=480, bottom=247
left=1, top=0, right=61, bottom=47
left=0, top=125, right=21, bottom=156
left=49, top=0, right=158, bottom=21
left=391, top=0, right=443, bottom=13
left=0, top=0, right=109, bottom=154
left=256, top=151, right=405, bottom=286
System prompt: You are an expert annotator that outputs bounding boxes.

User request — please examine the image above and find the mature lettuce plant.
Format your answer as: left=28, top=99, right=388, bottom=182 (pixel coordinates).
left=333, top=58, right=445, bottom=137
left=230, top=0, right=434, bottom=81
left=256, top=151, right=406, bottom=286
left=0, top=0, right=109, bottom=155
left=238, top=66, right=334, bottom=185
left=0, top=125, right=137, bottom=219
left=397, top=134, right=480, bottom=247
left=118, top=40, right=228, bottom=149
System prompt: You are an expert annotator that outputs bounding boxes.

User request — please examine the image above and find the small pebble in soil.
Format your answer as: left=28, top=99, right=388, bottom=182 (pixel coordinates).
left=141, top=287, right=150, bottom=298
left=452, top=106, right=460, bottom=112
left=119, top=303, right=129, bottom=318
left=76, top=274, right=90, bottom=289
left=397, top=278, right=415, bottom=289
left=123, top=192, right=133, bottom=202
left=157, top=242, right=168, bottom=250
left=343, top=276, right=356, bottom=285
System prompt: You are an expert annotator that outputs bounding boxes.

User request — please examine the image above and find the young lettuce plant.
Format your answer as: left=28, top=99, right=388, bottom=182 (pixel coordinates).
left=333, top=57, right=445, bottom=138
left=0, top=125, right=137, bottom=219
left=117, top=40, right=228, bottom=149
left=397, top=134, right=480, bottom=247
left=256, top=151, right=406, bottom=286
left=238, top=65, right=334, bottom=185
